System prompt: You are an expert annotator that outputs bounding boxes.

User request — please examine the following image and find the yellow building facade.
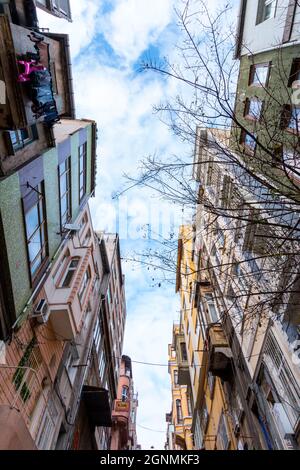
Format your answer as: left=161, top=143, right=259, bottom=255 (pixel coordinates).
left=167, top=324, right=193, bottom=450
left=174, top=225, right=238, bottom=450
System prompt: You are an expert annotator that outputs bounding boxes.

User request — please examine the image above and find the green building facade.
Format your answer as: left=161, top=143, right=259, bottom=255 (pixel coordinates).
left=0, top=121, right=97, bottom=338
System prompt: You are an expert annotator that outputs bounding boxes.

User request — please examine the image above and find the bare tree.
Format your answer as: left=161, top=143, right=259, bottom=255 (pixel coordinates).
left=118, top=0, right=300, bottom=330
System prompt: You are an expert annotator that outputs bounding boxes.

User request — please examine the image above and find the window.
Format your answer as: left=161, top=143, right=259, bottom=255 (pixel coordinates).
left=53, top=249, right=69, bottom=282
left=195, top=313, right=201, bottom=341
left=65, top=343, right=79, bottom=385
left=60, top=258, right=79, bottom=288
left=249, top=63, right=271, bottom=87
left=83, top=229, right=91, bottom=246
left=176, top=399, right=183, bottom=424
left=204, top=293, right=219, bottom=323
left=180, top=342, right=188, bottom=362
left=256, top=0, right=276, bottom=24
left=187, top=391, right=193, bottom=416
left=58, top=157, right=71, bottom=228
left=78, top=268, right=91, bottom=304
left=244, top=98, right=263, bottom=121
left=207, top=372, right=216, bottom=398
left=52, top=0, right=71, bottom=17
left=122, top=385, right=129, bottom=402
left=9, top=125, right=38, bottom=151
left=241, top=131, right=257, bottom=153
left=174, top=370, right=179, bottom=386
left=201, top=401, right=209, bottom=433
left=218, top=411, right=230, bottom=449
left=288, top=58, right=300, bottom=88
left=23, top=182, right=48, bottom=281
left=287, top=106, right=300, bottom=132
left=78, top=143, right=87, bottom=203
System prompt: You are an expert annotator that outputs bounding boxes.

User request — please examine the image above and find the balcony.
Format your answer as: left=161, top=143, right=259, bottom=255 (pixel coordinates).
left=174, top=332, right=190, bottom=386
left=0, top=323, right=56, bottom=448
left=41, top=248, right=96, bottom=341
left=207, top=325, right=233, bottom=381
left=0, top=17, right=60, bottom=130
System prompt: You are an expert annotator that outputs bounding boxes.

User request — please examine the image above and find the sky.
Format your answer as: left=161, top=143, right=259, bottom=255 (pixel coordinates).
left=38, top=0, right=238, bottom=449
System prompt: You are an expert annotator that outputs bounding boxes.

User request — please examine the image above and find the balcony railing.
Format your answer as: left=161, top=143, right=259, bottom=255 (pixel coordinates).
left=0, top=324, right=55, bottom=444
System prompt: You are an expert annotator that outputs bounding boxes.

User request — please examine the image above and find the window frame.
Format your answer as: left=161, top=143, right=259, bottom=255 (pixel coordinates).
left=78, top=267, right=91, bottom=305
left=288, top=58, right=300, bottom=88
left=240, top=130, right=257, bottom=154
left=59, top=257, right=80, bottom=289
left=78, top=142, right=87, bottom=204
left=9, top=125, right=38, bottom=152
left=249, top=62, right=272, bottom=88
left=256, top=0, right=277, bottom=25
left=244, top=97, right=264, bottom=122
left=58, top=156, right=72, bottom=231
left=121, top=385, right=129, bottom=402
left=218, top=411, right=230, bottom=450
left=176, top=399, right=183, bottom=425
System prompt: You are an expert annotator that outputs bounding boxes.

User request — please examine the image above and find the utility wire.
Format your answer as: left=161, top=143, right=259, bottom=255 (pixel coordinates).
left=137, top=423, right=166, bottom=434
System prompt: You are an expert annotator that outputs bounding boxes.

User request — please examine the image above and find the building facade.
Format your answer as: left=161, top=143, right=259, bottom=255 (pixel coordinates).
left=186, top=127, right=300, bottom=450
left=233, top=0, right=300, bottom=194
left=110, top=355, right=140, bottom=450
left=0, top=119, right=101, bottom=449
left=166, top=324, right=193, bottom=450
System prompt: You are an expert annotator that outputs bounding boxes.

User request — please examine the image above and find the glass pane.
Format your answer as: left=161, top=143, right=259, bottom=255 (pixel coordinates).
left=70, top=259, right=79, bottom=268
left=79, top=155, right=84, bottom=173
left=249, top=100, right=262, bottom=119
left=10, top=131, right=19, bottom=146
left=61, top=193, right=67, bottom=217
left=60, top=173, right=67, bottom=195
left=245, top=133, right=256, bottom=149
left=62, top=269, right=75, bottom=288
left=208, top=304, right=218, bottom=323
left=25, top=204, right=39, bottom=239
left=20, top=128, right=30, bottom=140
left=255, top=66, right=268, bottom=85
left=31, top=254, right=42, bottom=275
left=28, top=231, right=41, bottom=262
left=290, top=108, right=300, bottom=129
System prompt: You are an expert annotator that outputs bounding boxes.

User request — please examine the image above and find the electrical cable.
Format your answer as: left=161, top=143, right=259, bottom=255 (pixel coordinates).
left=136, top=424, right=166, bottom=434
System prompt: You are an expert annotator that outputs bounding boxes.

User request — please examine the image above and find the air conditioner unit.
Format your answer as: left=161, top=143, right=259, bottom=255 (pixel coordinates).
left=32, top=299, right=50, bottom=324
left=63, top=223, right=81, bottom=234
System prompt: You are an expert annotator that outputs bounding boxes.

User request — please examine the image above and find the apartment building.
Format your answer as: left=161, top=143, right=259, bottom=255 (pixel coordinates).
left=110, top=355, right=140, bottom=450
left=0, top=119, right=100, bottom=449
left=191, top=126, right=300, bottom=449
left=166, top=324, right=193, bottom=450
left=233, top=0, right=300, bottom=193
